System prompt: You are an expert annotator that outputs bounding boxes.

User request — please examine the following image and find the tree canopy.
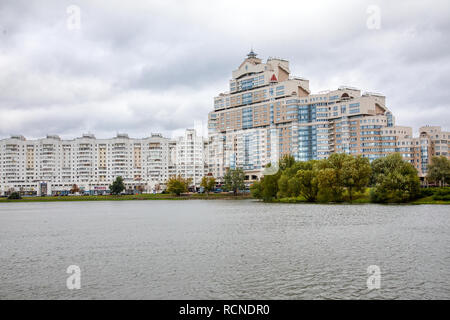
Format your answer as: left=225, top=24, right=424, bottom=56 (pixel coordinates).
left=223, top=168, right=245, bottom=195
left=251, top=153, right=420, bottom=203
left=167, top=175, right=191, bottom=196
left=370, top=153, right=421, bottom=203
left=8, top=192, right=22, bottom=200
left=201, top=176, right=216, bottom=194
left=109, top=176, right=125, bottom=195
left=427, top=156, right=450, bottom=186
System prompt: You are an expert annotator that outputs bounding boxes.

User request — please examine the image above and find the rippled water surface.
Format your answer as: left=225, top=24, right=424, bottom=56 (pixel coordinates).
left=0, top=200, right=449, bottom=299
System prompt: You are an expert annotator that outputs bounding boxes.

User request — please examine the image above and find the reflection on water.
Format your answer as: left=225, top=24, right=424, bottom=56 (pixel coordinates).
left=0, top=200, right=449, bottom=299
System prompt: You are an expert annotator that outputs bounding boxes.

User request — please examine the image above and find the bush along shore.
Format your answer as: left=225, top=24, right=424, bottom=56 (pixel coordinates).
left=250, top=154, right=450, bottom=205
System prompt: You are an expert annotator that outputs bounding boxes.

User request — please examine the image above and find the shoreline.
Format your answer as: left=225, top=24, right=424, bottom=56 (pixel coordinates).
left=269, top=195, right=450, bottom=205
left=0, top=193, right=253, bottom=203
left=0, top=194, right=448, bottom=204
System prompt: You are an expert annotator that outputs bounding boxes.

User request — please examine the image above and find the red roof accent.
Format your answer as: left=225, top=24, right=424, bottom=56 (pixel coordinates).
left=270, top=74, right=277, bottom=81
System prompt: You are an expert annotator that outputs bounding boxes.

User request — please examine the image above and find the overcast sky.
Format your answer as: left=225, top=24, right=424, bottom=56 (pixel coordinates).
left=0, top=0, right=449, bottom=140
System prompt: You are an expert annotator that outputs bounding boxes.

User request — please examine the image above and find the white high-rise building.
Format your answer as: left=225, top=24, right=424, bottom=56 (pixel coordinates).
left=0, top=129, right=207, bottom=196
left=208, top=51, right=450, bottom=181
left=173, top=129, right=207, bottom=187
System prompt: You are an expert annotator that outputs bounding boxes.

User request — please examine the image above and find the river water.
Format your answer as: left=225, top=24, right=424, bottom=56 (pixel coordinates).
left=0, top=200, right=449, bottom=299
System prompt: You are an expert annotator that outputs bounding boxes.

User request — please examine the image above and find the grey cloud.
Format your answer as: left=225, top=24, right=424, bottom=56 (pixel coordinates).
left=0, top=0, right=449, bottom=140
left=129, top=46, right=240, bottom=90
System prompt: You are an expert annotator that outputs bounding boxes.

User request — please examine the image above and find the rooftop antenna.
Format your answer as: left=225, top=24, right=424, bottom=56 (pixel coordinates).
left=247, top=46, right=257, bottom=59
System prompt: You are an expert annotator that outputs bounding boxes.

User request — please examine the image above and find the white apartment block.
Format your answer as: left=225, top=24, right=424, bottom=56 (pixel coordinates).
left=0, top=130, right=207, bottom=196
left=174, top=129, right=207, bottom=187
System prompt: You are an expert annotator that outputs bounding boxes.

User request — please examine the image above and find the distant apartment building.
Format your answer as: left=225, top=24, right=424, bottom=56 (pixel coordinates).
left=403, top=126, right=450, bottom=176
left=174, top=129, right=207, bottom=186
left=0, top=130, right=207, bottom=196
left=208, top=51, right=449, bottom=181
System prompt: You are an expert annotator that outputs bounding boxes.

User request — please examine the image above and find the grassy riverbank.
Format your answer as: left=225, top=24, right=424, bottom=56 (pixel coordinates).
left=271, top=189, right=450, bottom=205
left=0, top=193, right=252, bottom=203
left=410, top=196, right=450, bottom=205
left=273, top=196, right=450, bottom=205
left=1, top=191, right=448, bottom=204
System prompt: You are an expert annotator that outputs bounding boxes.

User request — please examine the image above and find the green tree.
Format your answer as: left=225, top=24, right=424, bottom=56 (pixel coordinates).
left=427, top=156, right=450, bottom=186
left=288, top=176, right=302, bottom=197
left=109, top=176, right=125, bottom=195
left=277, top=173, right=290, bottom=198
left=370, top=153, right=421, bottom=203
left=316, top=153, right=351, bottom=202
left=267, top=155, right=302, bottom=200
left=223, top=168, right=245, bottom=195
left=296, top=167, right=319, bottom=202
left=278, top=154, right=296, bottom=171
left=250, top=181, right=263, bottom=199
left=342, top=155, right=372, bottom=202
left=201, top=176, right=216, bottom=195
left=167, top=175, right=190, bottom=196
left=277, top=172, right=303, bottom=198
left=317, top=167, right=339, bottom=202
left=8, top=192, right=22, bottom=200
left=261, top=174, right=280, bottom=201
left=257, top=161, right=282, bottom=201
